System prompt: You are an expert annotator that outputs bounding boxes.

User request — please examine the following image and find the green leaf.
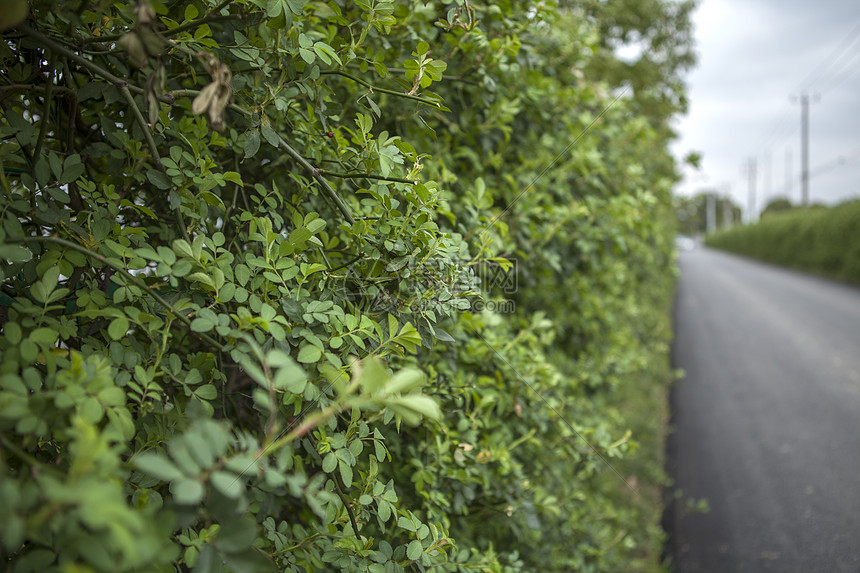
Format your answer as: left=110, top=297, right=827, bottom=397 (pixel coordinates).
left=272, top=360, right=307, bottom=393
left=406, top=539, right=423, bottom=561
left=80, top=397, right=104, bottom=423
left=288, top=227, right=312, bottom=245
left=266, top=0, right=283, bottom=18
left=134, top=452, right=185, bottom=481
left=211, top=471, right=243, bottom=499
left=108, top=316, right=129, bottom=340
left=384, top=368, right=424, bottom=395
left=29, top=327, right=58, bottom=345
left=4, top=322, right=22, bottom=345
left=244, top=129, right=261, bottom=158
left=398, top=516, right=417, bottom=531
left=235, top=264, right=252, bottom=286
left=191, top=317, right=214, bottom=332
left=322, top=452, right=337, bottom=473
left=305, top=218, right=326, bottom=234
left=146, top=169, right=172, bottom=190
left=297, top=344, right=321, bottom=363
left=20, top=339, right=38, bottom=362
left=60, top=154, right=85, bottom=184
left=0, top=244, right=31, bottom=263
left=358, top=358, right=388, bottom=394
left=195, top=384, right=217, bottom=400
left=260, top=124, right=280, bottom=148
left=215, top=516, right=259, bottom=553
left=386, top=395, right=441, bottom=425
left=338, top=459, right=353, bottom=486
left=171, top=478, right=205, bottom=505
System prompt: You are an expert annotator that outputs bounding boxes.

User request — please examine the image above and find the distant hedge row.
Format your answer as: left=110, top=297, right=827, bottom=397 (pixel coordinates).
left=706, top=200, right=860, bottom=283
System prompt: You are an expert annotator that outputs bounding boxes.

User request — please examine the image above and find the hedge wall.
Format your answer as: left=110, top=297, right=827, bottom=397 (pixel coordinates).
left=0, top=1, right=690, bottom=571
left=706, top=200, right=860, bottom=284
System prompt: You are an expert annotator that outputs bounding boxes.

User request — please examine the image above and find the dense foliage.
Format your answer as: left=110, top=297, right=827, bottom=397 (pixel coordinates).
left=0, top=0, right=691, bottom=571
left=707, top=200, right=860, bottom=284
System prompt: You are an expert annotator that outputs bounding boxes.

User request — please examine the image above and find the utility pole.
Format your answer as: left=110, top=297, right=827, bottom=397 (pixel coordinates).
left=723, top=198, right=733, bottom=228
left=793, top=92, right=820, bottom=206
left=764, top=149, right=772, bottom=205
left=721, top=183, right=733, bottom=229
left=706, top=193, right=716, bottom=233
left=747, top=157, right=757, bottom=223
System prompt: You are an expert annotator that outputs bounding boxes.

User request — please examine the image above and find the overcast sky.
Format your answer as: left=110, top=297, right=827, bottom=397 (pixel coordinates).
left=671, top=0, right=860, bottom=219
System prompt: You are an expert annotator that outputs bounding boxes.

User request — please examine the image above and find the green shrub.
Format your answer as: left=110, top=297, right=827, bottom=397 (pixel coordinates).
left=707, top=200, right=860, bottom=283
left=0, top=1, right=688, bottom=571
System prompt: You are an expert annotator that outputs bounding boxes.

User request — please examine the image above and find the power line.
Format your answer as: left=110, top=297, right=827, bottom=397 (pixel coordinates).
left=753, top=20, right=860, bottom=157
left=766, top=148, right=860, bottom=199
left=798, top=21, right=860, bottom=92
left=817, top=49, right=860, bottom=95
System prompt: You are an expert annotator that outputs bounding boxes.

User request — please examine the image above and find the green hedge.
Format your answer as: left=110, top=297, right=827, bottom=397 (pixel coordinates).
left=706, top=200, right=860, bottom=283
left=0, top=1, right=689, bottom=571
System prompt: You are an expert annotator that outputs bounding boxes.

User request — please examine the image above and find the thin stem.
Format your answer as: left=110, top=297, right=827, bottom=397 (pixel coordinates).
left=11, top=236, right=226, bottom=353
left=0, top=84, right=77, bottom=98
left=119, top=85, right=160, bottom=161
left=16, top=25, right=128, bottom=86
left=320, top=169, right=417, bottom=185
left=263, top=403, right=342, bottom=454
left=320, top=70, right=446, bottom=108
left=334, top=478, right=360, bottom=536
left=224, top=102, right=357, bottom=225
left=120, top=85, right=192, bottom=244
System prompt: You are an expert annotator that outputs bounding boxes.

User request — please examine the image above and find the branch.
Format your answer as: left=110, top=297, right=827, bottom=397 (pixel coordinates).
left=118, top=85, right=191, bottom=243
left=0, top=84, right=77, bottom=98
left=16, top=25, right=128, bottom=86
left=334, top=477, right=361, bottom=536
left=119, top=85, right=160, bottom=162
left=320, top=70, right=447, bottom=108
left=221, top=102, right=357, bottom=225
left=10, top=235, right=226, bottom=353
left=320, top=169, right=417, bottom=185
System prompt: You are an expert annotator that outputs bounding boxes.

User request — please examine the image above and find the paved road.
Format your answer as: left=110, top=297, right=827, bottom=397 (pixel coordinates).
left=666, top=248, right=860, bottom=572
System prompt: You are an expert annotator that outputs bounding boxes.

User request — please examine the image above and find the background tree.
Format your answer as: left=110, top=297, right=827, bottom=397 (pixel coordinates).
left=675, top=190, right=742, bottom=236
left=760, top=196, right=794, bottom=218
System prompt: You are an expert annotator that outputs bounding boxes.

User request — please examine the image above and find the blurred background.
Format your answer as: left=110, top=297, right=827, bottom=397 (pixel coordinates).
left=672, top=0, right=860, bottom=227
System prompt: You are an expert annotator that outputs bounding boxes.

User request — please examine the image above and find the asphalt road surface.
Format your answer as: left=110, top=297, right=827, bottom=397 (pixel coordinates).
left=666, top=248, right=860, bottom=573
